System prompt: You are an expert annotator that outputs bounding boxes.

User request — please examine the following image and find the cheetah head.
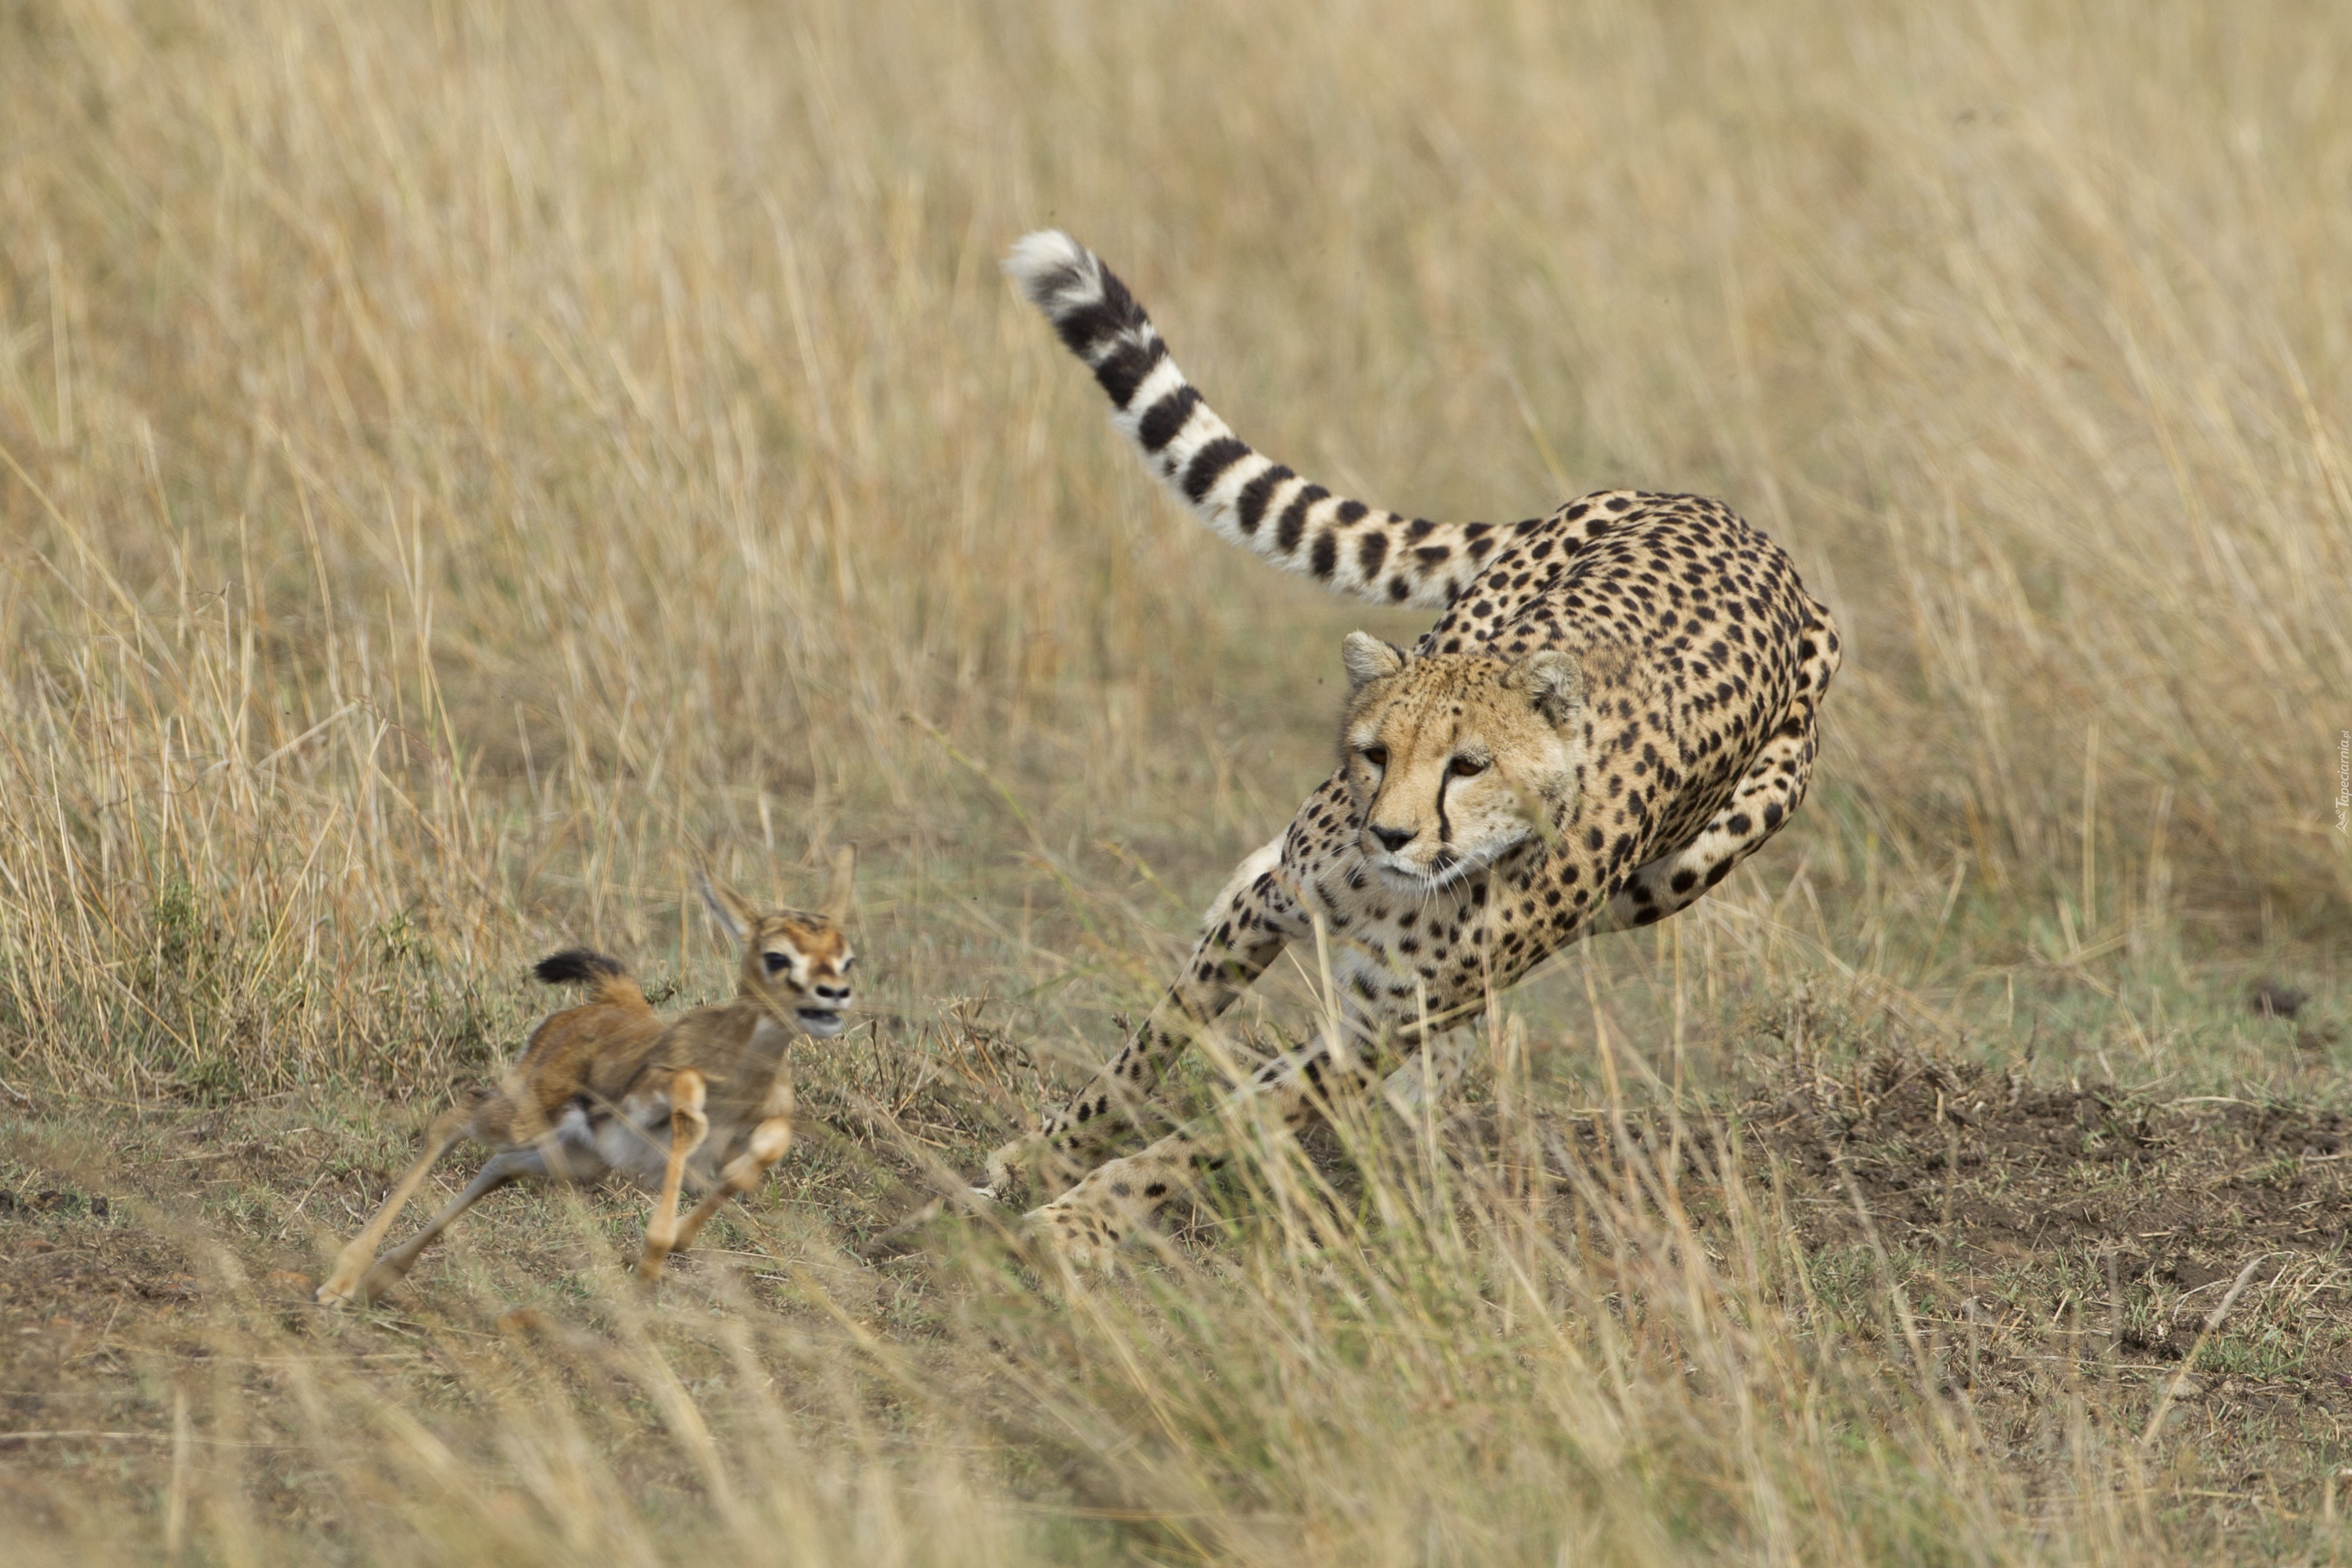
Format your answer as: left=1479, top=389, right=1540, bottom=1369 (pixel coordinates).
left=1337, top=631, right=1584, bottom=892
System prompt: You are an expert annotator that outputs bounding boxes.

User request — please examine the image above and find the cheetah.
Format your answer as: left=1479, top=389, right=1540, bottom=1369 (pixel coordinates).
left=988, top=231, right=1840, bottom=1267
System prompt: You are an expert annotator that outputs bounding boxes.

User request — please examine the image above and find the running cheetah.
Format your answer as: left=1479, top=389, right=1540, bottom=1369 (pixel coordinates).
left=989, top=231, right=1840, bottom=1266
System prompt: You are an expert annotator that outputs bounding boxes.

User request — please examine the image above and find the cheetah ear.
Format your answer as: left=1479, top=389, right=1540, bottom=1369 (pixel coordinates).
left=1507, top=650, right=1584, bottom=728
left=1341, top=631, right=1407, bottom=691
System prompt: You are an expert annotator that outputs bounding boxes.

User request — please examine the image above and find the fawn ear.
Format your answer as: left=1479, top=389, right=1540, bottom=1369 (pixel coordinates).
left=818, top=845, right=856, bottom=922
left=697, top=872, right=759, bottom=943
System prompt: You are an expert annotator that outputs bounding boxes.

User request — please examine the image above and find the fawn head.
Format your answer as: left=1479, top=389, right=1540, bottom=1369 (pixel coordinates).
left=698, top=848, right=858, bottom=1038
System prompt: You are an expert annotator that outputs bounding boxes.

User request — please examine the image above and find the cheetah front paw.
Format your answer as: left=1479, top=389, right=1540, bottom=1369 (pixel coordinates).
left=1023, top=1198, right=1126, bottom=1274
left=983, top=1135, right=1045, bottom=1202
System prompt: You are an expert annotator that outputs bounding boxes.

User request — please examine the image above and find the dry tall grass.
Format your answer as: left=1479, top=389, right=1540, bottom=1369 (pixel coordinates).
left=2, top=0, right=2348, bottom=1560
left=12, top=1074, right=2243, bottom=1567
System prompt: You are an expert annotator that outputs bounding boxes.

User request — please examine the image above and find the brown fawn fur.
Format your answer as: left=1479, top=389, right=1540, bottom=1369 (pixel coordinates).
left=317, top=852, right=857, bottom=1305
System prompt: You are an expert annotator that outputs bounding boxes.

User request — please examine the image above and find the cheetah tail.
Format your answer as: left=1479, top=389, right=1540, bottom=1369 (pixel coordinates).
left=1005, top=231, right=1501, bottom=611
left=530, top=947, right=649, bottom=1011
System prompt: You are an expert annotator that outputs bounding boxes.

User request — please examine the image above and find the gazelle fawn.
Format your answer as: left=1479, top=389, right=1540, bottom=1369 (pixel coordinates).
left=316, top=852, right=857, bottom=1306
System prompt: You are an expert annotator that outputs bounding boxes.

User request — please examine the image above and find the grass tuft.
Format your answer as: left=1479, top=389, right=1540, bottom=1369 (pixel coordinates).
left=3, top=0, right=2349, bottom=1560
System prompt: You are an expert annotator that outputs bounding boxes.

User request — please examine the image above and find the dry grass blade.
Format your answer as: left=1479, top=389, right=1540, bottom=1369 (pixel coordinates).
left=3, top=0, right=2349, bottom=1562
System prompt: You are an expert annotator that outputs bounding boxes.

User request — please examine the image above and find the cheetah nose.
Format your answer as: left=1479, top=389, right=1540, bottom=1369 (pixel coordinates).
left=1369, top=824, right=1416, bottom=853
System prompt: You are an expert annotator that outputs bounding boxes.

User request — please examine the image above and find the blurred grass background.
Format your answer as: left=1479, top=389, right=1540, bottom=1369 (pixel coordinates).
left=2, top=0, right=2349, bottom=1560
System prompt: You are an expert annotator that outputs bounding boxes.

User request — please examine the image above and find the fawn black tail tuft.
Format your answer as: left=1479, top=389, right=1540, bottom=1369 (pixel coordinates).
left=532, top=948, right=630, bottom=987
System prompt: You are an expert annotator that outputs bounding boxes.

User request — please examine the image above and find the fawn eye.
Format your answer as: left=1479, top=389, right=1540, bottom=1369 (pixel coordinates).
left=762, top=951, right=789, bottom=974
left=1448, top=755, right=1488, bottom=778
left=1361, top=745, right=1388, bottom=769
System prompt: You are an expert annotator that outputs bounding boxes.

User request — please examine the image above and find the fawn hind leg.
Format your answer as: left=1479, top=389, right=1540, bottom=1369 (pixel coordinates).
left=350, top=1145, right=547, bottom=1303
left=636, top=1071, right=711, bottom=1284
left=318, top=1102, right=480, bottom=1306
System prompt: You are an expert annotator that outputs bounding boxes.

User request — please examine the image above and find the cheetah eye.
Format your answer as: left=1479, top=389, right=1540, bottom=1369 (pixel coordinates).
left=1360, top=745, right=1388, bottom=769
left=1448, top=755, right=1488, bottom=778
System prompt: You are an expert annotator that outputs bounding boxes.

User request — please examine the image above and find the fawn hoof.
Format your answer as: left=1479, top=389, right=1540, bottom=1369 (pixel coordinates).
left=316, top=1262, right=396, bottom=1307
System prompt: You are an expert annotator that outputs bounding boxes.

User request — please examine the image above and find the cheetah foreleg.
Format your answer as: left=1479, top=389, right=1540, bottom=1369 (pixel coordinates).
left=1026, top=1022, right=1426, bottom=1269
left=986, top=931, right=1290, bottom=1199
left=1030, top=1034, right=1373, bottom=1269
left=985, top=841, right=1301, bottom=1201
left=1379, top=1024, right=1483, bottom=1114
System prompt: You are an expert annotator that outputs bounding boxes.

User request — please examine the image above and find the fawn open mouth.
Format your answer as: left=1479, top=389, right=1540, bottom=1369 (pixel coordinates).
left=796, top=1007, right=847, bottom=1037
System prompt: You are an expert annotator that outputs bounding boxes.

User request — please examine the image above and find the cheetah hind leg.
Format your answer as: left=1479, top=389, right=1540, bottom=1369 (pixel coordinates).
left=1590, top=697, right=1820, bottom=935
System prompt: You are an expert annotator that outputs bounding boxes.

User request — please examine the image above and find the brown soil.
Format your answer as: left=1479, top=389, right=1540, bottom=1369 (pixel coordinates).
left=1750, top=1051, right=2352, bottom=1311
left=8, top=1046, right=2352, bottom=1544
left=1731, top=1050, right=2352, bottom=1503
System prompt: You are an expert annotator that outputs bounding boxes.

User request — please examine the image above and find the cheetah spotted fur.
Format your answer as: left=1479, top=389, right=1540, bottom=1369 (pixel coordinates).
left=990, top=231, right=1841, bottom=1267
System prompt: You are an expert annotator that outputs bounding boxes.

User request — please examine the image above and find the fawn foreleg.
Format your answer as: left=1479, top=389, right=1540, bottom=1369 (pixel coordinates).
left=636, top=1071, right=710, bottom=1284
left=318, top=1102, right=476, bottom=1306
left=666, top=1111, right=794, bottom=1258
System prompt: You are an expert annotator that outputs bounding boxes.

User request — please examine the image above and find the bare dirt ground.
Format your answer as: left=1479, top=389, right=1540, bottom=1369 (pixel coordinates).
left=1747, top=1053, right=2352, bottom=1454
left=10, top=1016, right=2352, bottom=1550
